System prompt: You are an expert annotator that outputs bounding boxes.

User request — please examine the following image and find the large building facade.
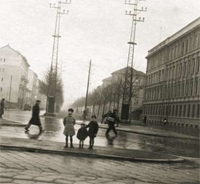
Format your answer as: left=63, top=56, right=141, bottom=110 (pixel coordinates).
left=0, top=45, right=30, bottom=109
left=0, top=45, right=46, bottom=110
left=143, top=17, right=200, bottom=128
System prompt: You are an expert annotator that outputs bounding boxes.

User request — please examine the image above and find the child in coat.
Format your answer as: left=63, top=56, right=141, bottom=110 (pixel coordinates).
left=86, top=115, right=99, bottom=149
left=77, top=123, right=88, bottom=148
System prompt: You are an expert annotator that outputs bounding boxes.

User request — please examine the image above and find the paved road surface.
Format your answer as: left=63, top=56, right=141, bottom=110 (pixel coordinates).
left=0, top=150, right=199, bottom=184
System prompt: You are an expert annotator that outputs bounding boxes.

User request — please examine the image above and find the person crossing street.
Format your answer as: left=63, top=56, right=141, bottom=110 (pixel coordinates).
left=105, top=109, right=119, bottom=136
left=25, top=100, right=43, bottom=134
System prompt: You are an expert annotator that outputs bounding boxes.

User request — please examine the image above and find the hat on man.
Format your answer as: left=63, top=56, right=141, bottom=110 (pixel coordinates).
left=68, top=108, right=74, bottom=112
left=36, top=100, right=41, bottom=103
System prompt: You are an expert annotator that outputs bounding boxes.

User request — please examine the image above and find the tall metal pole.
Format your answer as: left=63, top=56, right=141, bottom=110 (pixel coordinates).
left=46, top=0, right=71, bottom=115
left=85, top=60, right=92, bottom=111
left=8, top=75, right=12, bottom=110
left=121, top=0, right=147, bottom=121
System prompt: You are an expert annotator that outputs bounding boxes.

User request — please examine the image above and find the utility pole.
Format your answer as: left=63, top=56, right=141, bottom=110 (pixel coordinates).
left=8, top=75, right=12, bottom=110
left=46, top=0, right=71, bottom=116
left=121, top=0, right=147, bottom=121
left=84, top=60, right=92, bottom=120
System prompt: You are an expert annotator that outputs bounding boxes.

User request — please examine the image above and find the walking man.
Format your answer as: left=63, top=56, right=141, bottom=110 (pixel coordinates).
left=25, top=100, right=43, bottom=134
left=105, top=109, right=119, bottom=136
left=0, top=98, right=5, bottom=119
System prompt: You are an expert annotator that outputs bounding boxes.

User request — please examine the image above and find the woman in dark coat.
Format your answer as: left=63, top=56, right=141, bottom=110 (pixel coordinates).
left=25, top=100, right=43, bottom=133
left=86, top=115, right=99, bottom=149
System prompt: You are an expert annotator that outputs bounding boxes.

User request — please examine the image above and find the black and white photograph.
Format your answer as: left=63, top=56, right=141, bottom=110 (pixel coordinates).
left=0, top=0, right=199, bottom=183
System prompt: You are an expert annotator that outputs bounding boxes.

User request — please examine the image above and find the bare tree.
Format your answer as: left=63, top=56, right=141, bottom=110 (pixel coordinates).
left=39, top=69, right=64, bottom=112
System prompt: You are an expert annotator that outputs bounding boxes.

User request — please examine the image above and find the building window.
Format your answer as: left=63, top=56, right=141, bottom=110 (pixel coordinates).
left=179, top=105, right=182, bottom=117
left=192, top=105, right=195, bottom=118
left=183, top=105, right=186, bottom=117
left=187, top=105, right=191, bottom=118
left=0, top=87, right=2, bottom=92
left=195, top=77, right=198, bottom=95
left=172, top=105, right=174, bottom=117
left=196, top=57, right=200, bottom=74
left=169, top=105, right=171, bottom=116
left=181, top=42, right=184, bottom=55
left=192, top=58, right=195, bottom=75
left=1, top=78, right=3, bottom=82
left=182, top=82, right=185, bottom=97
left=197, top=104, right=200, bottom=118
left=175, top=105, right=178, bottom=117
left=190, top=78, right=193, bottom=96
left=4, top=58, right=5, bottom=62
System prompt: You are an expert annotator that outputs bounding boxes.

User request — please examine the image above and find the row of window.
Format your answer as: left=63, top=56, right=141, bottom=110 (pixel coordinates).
left=143, top=103, right=200, bottom=118
left=166, top=55, right=200, bottom=80
left=0, top=58, right=6, bottom=62
left=147, top=53, right=200, bottom=85
left=168, top=32, right=199, bottom=61
left=147, top=28, right=200, bottom=71
left=145, top=77, right=199, bottom=100
left=146, top=69, right=165, bottom=85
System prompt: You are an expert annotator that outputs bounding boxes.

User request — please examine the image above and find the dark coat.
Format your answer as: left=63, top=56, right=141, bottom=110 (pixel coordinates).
left=77, top=127, right=88, bottom=141
left=0, top=100, right=5, bottom=115
left=86, top=121, right=99, bottom=138
left=29, top=104, right=41, bottom=126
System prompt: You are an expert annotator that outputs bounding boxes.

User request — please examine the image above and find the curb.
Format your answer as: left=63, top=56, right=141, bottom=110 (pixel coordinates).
left=0, top=144, right=185, bottom=163
left=100, top=126, right=199, bottom=140
left=1, top=118, right=199, bottom=140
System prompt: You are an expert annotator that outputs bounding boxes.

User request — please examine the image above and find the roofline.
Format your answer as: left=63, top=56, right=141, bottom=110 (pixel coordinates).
left=29, top=69, right=38, bottom=77
left=147, top=17, right=200, bottom=58
left=0, top=45, right=30, bottom=67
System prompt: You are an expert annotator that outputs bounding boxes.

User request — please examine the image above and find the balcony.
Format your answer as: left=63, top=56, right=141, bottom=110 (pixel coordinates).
left=21, top=75, right=29, bottom=83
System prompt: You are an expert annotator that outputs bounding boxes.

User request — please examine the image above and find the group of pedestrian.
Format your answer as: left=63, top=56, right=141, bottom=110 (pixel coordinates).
left=63, top=108, right=99, bottom=149
left=20, top=99, right=120, bottom=149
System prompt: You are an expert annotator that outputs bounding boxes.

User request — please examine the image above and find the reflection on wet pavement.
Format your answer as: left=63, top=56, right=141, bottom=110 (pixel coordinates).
left=2, top=110, right=200, bottom=158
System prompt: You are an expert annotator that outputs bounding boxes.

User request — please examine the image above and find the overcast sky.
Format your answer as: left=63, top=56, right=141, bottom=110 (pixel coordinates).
left=0, top=0, right=199, bottom=108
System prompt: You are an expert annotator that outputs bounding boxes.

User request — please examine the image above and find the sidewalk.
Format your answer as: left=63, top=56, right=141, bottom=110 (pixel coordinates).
left=1, top=118, right=199, bottom=140
left=0, top=136, right=184, bottom=163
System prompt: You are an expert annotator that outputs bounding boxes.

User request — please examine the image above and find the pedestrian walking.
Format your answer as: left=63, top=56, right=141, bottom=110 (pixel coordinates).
left=25, top=100, right=43, bottom=134
left=0, top=98, right=5, bottom=118
left=105, top=109, right=118, bottom=136
left=86, top=115, right=99, bottom=149
left=63, top=108, right=76, bottom=148
left=77, top=123, right=88, bottom=148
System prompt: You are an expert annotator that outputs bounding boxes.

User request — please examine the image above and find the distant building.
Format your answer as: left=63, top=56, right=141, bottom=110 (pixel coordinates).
left=143, top=17, right=200, bottom=128
left=100, top=67, right=145, bottom=119
left=0, top=45, right=30, bottom=109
